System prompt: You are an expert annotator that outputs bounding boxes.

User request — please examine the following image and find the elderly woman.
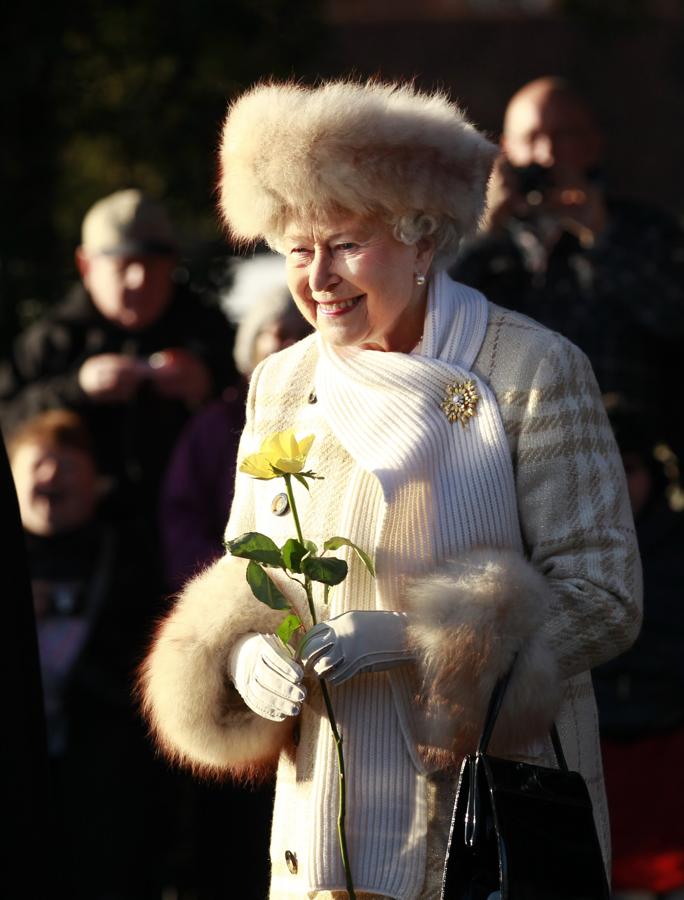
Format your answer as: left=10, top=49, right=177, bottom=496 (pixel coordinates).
left=140, top=80, right=642, bottom=899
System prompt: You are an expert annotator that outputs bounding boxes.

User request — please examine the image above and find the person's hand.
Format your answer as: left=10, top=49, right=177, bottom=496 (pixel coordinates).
left=299, top=610, right=414, bottom=686
left=228, top=632, right=306, bottom=722
left=147, top=348, right=212, bottom=409
left=483, top=155, right=532, bottom=232
left=78, top=353, right=147, bottom=403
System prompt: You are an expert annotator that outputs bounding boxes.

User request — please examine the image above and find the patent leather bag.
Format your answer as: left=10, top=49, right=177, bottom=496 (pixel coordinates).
left=441, top=666, right=610, bottom=900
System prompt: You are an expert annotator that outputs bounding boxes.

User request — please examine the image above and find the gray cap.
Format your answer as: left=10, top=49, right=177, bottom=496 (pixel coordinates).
left=81, top=189, right=179, bottom=256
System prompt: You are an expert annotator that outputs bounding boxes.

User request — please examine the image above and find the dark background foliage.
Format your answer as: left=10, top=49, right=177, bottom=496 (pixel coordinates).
left=1, top=0, right=326, bottom=346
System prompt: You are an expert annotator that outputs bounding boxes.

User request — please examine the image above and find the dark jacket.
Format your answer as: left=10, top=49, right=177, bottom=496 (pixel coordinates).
left=158, top=388, right=246, bottom=593
left=0, top=284, right=237, bottom=518
left=452, top=198, right=684, bottom=449
left=26, top=512, right=174, bottom=899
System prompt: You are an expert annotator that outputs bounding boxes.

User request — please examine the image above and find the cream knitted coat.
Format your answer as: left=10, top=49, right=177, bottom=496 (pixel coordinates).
left=141, top=301, right=642, bottom=899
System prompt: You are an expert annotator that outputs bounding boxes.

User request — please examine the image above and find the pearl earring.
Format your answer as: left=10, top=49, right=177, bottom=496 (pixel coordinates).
left=414, top=272, right=426, bottom=286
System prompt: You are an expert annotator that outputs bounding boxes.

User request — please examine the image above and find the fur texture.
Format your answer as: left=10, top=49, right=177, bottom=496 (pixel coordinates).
left=405, top=548, right=562, bottom=765
left=218, top=79, right=498, bottom=262
left=138, top=555, right=295, bottom=780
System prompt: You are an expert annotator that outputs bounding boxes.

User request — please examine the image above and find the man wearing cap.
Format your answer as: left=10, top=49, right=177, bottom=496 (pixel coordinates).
left=0, top=189, right=237, bottom=524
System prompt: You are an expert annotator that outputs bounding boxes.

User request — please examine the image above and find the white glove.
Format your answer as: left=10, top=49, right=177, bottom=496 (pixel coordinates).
left=228, top=632, right=305, bottom=722
left=299, top=610, right=414, bottom=686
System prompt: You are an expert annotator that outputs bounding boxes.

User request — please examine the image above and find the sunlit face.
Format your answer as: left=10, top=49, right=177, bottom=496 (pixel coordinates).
left=77, top=251, right=176, bottom=331
left=11, top=442, right=99, bottom=536
left=502, top=88, right=602, bottom=173
left=283, top=217, right=434, bottom=353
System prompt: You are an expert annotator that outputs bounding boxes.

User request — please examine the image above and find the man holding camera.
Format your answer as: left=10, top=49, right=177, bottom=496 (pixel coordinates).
left=0, top=189, right=238, bottom=526
left=452, top=76, right=684, bottom=451
left=485, top=76, right=606, bottom=242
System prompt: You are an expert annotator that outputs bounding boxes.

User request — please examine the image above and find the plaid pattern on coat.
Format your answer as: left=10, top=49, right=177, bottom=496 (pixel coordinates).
left=142, top=300, right=642, bottom=898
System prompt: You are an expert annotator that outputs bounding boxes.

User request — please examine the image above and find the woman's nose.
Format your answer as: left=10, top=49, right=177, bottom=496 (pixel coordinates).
left=308, top=248, right=338, bottom=293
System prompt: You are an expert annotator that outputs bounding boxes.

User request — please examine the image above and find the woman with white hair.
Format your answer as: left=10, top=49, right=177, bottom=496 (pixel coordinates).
left=140, top=80, right=641, bottom=899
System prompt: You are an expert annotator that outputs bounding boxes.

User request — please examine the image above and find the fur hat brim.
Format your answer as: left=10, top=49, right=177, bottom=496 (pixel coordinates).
left=218, top=79, right=498, bottom=260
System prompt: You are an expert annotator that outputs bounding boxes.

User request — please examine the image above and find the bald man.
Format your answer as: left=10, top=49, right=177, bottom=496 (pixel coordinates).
left=486, top=77, right=606, bottom=239
left=452, top=76, right=684, bottom=452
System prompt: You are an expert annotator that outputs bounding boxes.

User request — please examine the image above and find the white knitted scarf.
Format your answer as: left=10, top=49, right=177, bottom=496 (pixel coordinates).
left=308, top=272, right=523, bottom=899
left=315, top=271, right=523, bottom=572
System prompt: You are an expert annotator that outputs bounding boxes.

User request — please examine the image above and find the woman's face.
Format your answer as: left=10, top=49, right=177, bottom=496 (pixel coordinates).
left=283, top=216, right=434, bottom=353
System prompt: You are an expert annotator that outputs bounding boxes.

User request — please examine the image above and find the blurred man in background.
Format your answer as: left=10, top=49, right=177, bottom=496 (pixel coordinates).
left=452, top=76, right=684, bottom=453
left=0, top=189, right=238, bottom=528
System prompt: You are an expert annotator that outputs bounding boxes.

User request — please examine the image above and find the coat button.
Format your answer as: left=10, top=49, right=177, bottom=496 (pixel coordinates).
left=308, top=388, right=317, bottom=404
left=271, top=493, right=289, bottom=516
left=285, top=850, right=298, bottom=874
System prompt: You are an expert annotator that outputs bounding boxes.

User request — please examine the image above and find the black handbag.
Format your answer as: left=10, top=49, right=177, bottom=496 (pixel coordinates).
left=441, top=665, right=610, bottom=900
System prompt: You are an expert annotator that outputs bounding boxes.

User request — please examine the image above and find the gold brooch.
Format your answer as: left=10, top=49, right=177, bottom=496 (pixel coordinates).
left=441, top=379, right=479, bottom=427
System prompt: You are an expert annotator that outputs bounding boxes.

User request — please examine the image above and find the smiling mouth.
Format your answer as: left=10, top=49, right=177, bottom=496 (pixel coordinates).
left=316, top=295, right=364, bottom=317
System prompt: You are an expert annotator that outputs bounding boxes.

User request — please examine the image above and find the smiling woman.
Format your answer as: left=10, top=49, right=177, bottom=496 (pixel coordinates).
left=140, top=79, right=642, bottom=900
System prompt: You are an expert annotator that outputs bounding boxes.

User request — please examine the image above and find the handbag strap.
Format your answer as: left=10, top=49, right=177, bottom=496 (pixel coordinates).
left=550, top=721, right=569, bottom=771
left=477, top=653, right=569, bottom=771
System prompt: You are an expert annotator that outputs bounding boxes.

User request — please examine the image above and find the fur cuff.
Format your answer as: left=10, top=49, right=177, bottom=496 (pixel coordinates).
left=405, top=548, right=561, bottom=764
left=138, top=555, right=296, bottom=780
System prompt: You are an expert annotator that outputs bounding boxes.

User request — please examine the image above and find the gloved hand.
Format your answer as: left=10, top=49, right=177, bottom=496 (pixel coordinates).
left=228, top=632, right=306, bottom=722
left=299, top=610, right=414, bottom=686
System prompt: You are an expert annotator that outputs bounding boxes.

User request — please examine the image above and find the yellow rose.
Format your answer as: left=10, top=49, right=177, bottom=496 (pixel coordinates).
left=239, top=429, right=315, bottom=480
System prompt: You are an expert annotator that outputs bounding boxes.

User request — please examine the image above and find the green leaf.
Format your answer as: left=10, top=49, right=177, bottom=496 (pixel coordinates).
left=304, top=539, right=318, bottom=556
left=301, top=555, right=348, bottom=586
left=293, top=472, right=310, bottom=492
left=246, top=560, right=289, bottom=610
left=226, top=532, right=283, bottom=567
left=323, top=536, right=376, bottom=577
left=276, top=613, right=302, bottom=646
left=281, top=538, right=306, bottom=573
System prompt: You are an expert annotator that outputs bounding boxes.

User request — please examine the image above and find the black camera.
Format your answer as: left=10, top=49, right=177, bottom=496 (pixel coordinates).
left=511, top=163, right=554, bottom=200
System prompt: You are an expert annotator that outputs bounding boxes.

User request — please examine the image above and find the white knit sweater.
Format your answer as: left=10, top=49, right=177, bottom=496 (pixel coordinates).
left=288, top=275, right=523, bottom=896
left=140, top=283, right=642, bottom=899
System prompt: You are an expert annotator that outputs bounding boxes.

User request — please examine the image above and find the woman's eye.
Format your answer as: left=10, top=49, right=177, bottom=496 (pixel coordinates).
left=335, top=242, right=357, bottom=252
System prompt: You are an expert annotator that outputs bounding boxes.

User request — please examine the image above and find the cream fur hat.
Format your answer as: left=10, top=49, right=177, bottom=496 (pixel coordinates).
left=218, top=79, right=498, bottom=264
